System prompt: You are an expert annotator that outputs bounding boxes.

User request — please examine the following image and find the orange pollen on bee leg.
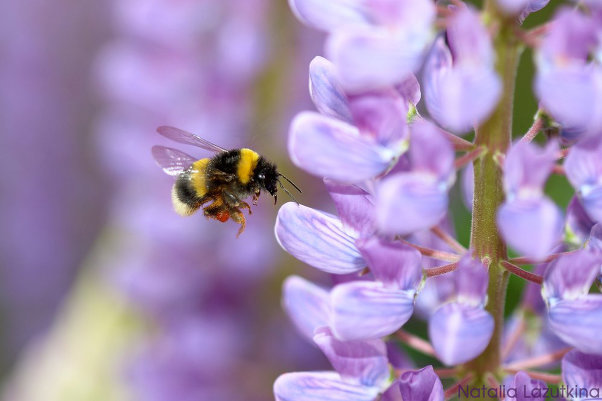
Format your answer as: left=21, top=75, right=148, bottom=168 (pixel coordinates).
left=216, top=210, right=230, bottom=222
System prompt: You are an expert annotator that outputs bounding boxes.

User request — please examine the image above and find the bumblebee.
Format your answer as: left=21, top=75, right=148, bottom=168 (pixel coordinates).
left=152, top=126, right=300, bottom=236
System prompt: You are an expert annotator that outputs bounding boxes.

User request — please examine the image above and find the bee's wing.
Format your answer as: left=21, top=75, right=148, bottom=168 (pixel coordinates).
left=156, top=126, right=228, bottom=153
left=152, top=146, right=197, bottom=176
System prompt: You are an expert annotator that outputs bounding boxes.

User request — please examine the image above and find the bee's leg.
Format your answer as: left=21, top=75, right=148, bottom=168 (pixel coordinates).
left=239, top=201, right=252, bottom=215
left=252, top=191, right=260, bottom=206
left=224, top=191, right=252, bottom=215
left=230, top=208, right=246, bottom=237
left=203, top=200, right=230, bottom=223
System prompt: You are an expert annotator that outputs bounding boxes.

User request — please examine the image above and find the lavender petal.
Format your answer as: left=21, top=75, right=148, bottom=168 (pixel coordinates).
left=309, top=56, right=353, bottom=122
left=377, top=172, right=448, bottom=236
left=567, top=196, right=597, bottom=244
left=274, top=371, right=379, bottom=401
left=289, top=112, right=398, bottom=182
left=429, top=303, right=494, bottom=365
left=398, top=366, right=444, bottom=401
left=542, top=249, right=602, bottom=303
left=283, top=276, right=331, bottom=341
left=504, top=371, right=547, bottom=401
left=348, top=91, right=409, bottom=147
left=330, top=281, right=415, bottom=341
left=409, top=119, right=455, bottom=181
left=548, top=296, right=602, bottom=355
left=313, top=327, right=389, bottom=388
left=325, top=179, right=376, bottom=236
left=503, top=140, right=558, bottom=197
left=288, top=0, right=370, bottom=32
left=355, top=237, right=422, bottom=290
left=497, top=197, right=563, bottom=261
left=562, top=349, right=602, bottom=392
left=326, top=28, right=431, bottom=92
left=275, top=202, right=365, bottom=274
left=448, top=253, right=488, bottom=305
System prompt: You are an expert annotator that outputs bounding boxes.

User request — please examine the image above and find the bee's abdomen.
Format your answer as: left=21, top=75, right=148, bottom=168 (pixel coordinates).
left=171, top=171, right=202, bottom=216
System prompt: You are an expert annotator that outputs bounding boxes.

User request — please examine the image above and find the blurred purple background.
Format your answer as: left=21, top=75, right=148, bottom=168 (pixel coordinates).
left=0, top=1, right=332, bottom=399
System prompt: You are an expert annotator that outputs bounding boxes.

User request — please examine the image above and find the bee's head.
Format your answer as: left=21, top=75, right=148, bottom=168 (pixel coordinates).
left=254, top=158, right=279, bottom=197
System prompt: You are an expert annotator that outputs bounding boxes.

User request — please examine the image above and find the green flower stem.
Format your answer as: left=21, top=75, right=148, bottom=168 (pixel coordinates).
left=467, top=2, right=522, bottom=378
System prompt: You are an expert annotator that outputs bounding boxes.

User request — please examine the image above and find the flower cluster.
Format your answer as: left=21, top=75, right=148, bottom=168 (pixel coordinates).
left=274, top=0, right=602, bottom=400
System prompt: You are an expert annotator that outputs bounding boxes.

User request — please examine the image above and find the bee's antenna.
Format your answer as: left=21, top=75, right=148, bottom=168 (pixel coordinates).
left=278, top=179, right=300, bottom=205
left=278, top=173, right=302, bottom=193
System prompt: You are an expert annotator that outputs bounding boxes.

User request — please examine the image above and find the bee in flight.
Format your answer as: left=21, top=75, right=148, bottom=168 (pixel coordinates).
left=152, top=126, right=300, bottom=237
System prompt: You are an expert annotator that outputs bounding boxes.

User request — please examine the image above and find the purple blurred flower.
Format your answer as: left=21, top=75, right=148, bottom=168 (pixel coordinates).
left=497, top=140, right=563, bottom=260
left=427, top=253, right=494, bottom=365
left=423, top=7, right=501, bottom=134
left=542, top=249, right=602, bottom=354
left=376, top=120, right=455, bottom=235
left=565, top=139, right=602, bottom=223
left=290, top=0, right=435, bottom=92
left=535, top=8, right=602, bottom=140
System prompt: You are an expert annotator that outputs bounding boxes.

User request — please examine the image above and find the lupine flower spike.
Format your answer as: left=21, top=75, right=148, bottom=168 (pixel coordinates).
left=275, top=0, right=602, bottom=400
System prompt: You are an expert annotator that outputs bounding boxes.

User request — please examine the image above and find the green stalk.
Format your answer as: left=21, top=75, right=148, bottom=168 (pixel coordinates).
left=466, top=3, right=522, bottom=377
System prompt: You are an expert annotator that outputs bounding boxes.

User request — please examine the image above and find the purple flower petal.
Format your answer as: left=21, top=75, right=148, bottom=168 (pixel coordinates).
left=288, top=0, right=370, bottom=32
left=326, top=27, right=432, bottom=93
left=497, top=197, right=563, bottom=261
left=381, top=381, right=403, bottom=401
left=424, top=38, right=501, bottom=134
left=325, top=179, right=376, bottom=236
left=538, top=8, right=596, bottom=64
left=519, top=0, right=550, bottom=22
left=348, top=90, right=409, bottom=147
left=376, top=172, right=448, bottom=236
left=535, top=67, right=602, bottom=137
left=289, top=112, right=399, bottom=182
left=562, top=349, right=602, bottom=391
left=566, top=139, right=602, bottom=222
left=355, top=237, right=422, bottom=290
left=582, top=186, right=602, bottom=223
left=589, top=223, right=602, bottom=251
left=283, top=276, right=331, bottom=341
left=542, top=249, right=602, bottom=303
left=409, top=120, right=455, bottom=181
left=398, top=366, right=444, bottom=401
left=448, top=253, right=488, bottom=305
left=330, top=281, right=415, bottom=341
left=567, top=196, right=597, bottom=244
left=275, top=202, right=365, bottom=274
left=309, top=56, right=353, bottom=122
left=496, top=0, right=532, bottom=15
left=429, top=303, right=494, bottom=365
left=313, top=327, right=389, bottom=388
left=396, top=74, right=421, bottom=106
left=503, top=140, right=558, bottom=197
left=504, top=371, right=547, bottom=401
left=274, top=371, right=379, bottom=401
left=548, top=296, right=602, bottom=355
left=446, top=7, right=494, bottom=66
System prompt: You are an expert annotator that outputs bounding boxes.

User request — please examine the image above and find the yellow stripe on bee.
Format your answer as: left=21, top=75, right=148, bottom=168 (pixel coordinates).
left=190, top=158, right=210, bottom=197
left=237, top=148, right=260, bottom=184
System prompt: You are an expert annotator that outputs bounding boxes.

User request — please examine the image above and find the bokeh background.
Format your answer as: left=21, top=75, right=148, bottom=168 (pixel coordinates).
left=0, top=1, right=570, bottom=400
